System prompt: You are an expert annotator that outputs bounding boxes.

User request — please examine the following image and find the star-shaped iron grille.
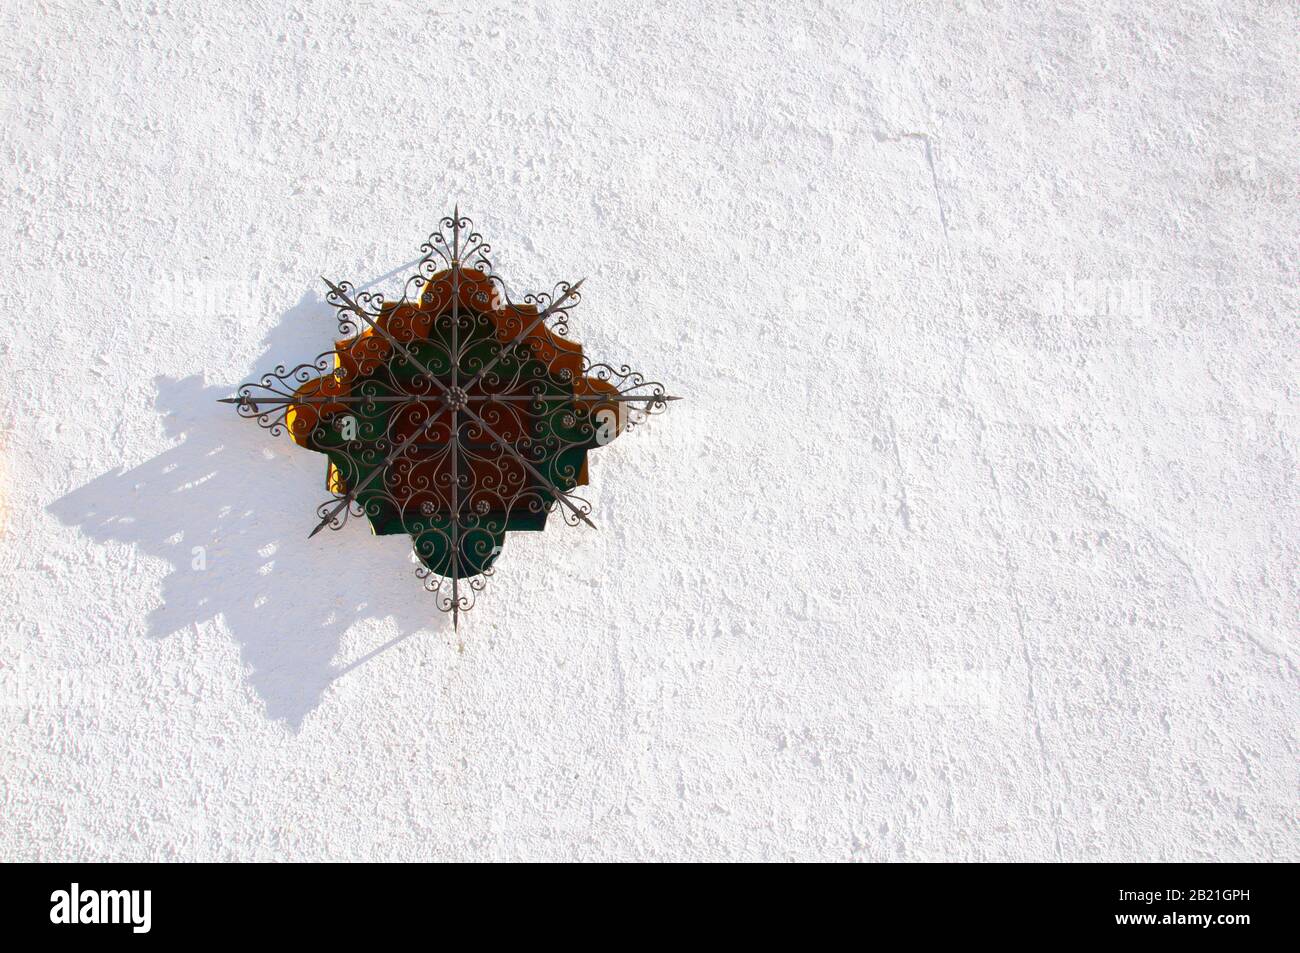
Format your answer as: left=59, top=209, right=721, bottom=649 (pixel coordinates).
left=222, top=210, right=676, bottom=625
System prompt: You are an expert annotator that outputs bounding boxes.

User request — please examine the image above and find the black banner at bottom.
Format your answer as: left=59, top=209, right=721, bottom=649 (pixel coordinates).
left=0, top=862, right=1286, bottom=943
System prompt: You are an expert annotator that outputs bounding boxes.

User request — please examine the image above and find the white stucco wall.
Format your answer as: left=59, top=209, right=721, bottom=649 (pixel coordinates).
left=1, top=0, right=1295, bottom=861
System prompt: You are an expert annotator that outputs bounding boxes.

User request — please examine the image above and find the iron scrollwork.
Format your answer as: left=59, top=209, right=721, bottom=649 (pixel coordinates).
left=222, top=210, right=677, bottom=625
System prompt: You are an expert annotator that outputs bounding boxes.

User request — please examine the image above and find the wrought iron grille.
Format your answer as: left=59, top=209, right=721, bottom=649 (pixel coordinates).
left=221, top=210, right=676, bottom=625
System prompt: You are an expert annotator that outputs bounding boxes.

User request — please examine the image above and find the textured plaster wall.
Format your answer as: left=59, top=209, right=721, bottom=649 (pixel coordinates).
left=1, top=1, right=1295, bottom=862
